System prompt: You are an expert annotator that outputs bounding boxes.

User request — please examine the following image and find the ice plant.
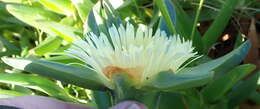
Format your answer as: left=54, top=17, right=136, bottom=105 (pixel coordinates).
left=66, top=23, right=197, bottom=89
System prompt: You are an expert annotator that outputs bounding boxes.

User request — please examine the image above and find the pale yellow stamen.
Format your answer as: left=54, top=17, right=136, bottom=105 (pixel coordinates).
left=103, top=66, right=144, bottom=81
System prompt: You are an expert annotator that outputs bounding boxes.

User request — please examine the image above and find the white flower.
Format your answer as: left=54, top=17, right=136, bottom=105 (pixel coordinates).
left=66, top=23, right=197, bottom=89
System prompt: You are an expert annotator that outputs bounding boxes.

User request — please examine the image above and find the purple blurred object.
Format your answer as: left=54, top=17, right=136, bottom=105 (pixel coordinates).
left=0, top=96, right=148, bottom=109
left=110, top=101, right=148, bottom=109
left=0, top=96, right=92, bottom=109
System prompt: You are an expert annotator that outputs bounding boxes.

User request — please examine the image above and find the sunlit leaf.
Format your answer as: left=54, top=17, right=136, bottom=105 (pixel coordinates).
left=32, top=36, right=63, bottom=55
left=1, top=58, right=106, bottom=90
left=0, top=89, right=27, bottom=98
left=38, top=0, right=75, bottom=16
left=37, top=21, right=82, bottom=42
left=72, top=0, right=97, bottom=22
left=6, top=3, right=61, bottom=29
left=0, top=73, right=69, bottom=99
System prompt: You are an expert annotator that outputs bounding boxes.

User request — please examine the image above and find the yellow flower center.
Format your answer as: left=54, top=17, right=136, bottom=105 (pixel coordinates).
left=102, top=66, right=144, bottom=81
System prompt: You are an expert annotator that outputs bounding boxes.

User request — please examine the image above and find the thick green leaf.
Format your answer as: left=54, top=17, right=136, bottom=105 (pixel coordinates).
left=85, top=1, right=122, bottom=37
left=92, top=91, right=112, bottom=109
left=144, top=40, right=251, bottom=91
left=144, top=71, right=213, bottom=91
left=0, top=3, right=11, bottom=17
left=1, top=58, right=106, bottom=90
left=158, top=17, right=171, bottom=35
left=6, top=4, right=61, bottom=30
left=228, top=72, right=259, bottom=108
left=84, top=10, right=100, bottom=35
left=59, top=16, right=76, bottom=26
left=37, top=21, right=82, bottom=42
left=202, top=64, right=256, bottom=103
left=6, top=4, right=79, bottom=42
left=0, top=89, right=27, bottom=98
left=102, top=2, right=122, bottom=28
left=180, top=40, right=251, bottom=77
left=157, top=93, right=186, bottom=109
left=171, top=0, right=203, bottom=53
left=45, top=55, right=83, bottom=64
left=183, top=90, right=204, bottom=109
left=138, top=92, right=159, bottom=109
left=249, top=91, right=260, bottom=104
left=13, top=86, right=33, bottom=95
left=32, top=36, right=63, bottom=55
left=0, top=37, right=20, bottom=55
left=0, top=73, right=67, bottom=98
left=111, top=73, right=159, bottom=109
left=202, top=0, right=240, bottom=52
left=0, top=0, right=22, bottom=3
left=155, top=0, right=177, bottom=34
left=38, top=0, right=74, bottom=16
left=84, top=3, right=112, bottom=36
left=72, top=0, right=96, bottom=22
left=112, top=73, right=136, bottom=102
left=0, top=3, right=25, bottom=25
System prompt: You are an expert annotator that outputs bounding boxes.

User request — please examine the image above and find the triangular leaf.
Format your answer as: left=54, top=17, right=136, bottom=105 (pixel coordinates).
left=202, top=64, right=256, bottom=103
left=144, top=71, right=213, bottom=91
left=0, top=73, right=69, bottom=100
left=2, top=58, right=106, bottom=90
left=179, top=40, right=251, bottom=77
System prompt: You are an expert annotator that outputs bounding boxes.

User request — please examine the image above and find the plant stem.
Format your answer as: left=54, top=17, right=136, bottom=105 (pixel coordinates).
left=190, top=0, right=204, bottom=41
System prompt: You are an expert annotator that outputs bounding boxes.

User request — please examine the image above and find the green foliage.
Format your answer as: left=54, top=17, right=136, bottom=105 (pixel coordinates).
left=202, top=0, right=240, bottom=53
left=181, top=40, right=251, bottom=77
left=72, top=0, right=97, bottom=22
left=0, top=89, right=27, bottom=98
left=0, top=73, right=71, bottom=101
left=167, top=0, right=204, bottom=52
left=6, top=4, right=62, bottom=31
left=32, top=36, right=62, bottom=55
left=1, top=58, right=105, bottom=90
left=92, top=91, right=112, bottom=109
left=37, top=21, right=81, bottom=42
left=144, top=71, right=213, bottom=91
left=228, top=72, right=259, bottom=108
left=202, top=64, right=256, bottom=103
left=155, top=0, right=177, bottom=34
left=145, top=40, right=251, bottom=91
left=38, top=0, right=75, bottom=16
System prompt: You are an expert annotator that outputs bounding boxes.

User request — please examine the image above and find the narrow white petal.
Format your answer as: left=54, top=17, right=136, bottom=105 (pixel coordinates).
left=66, top=22, right=197, bottom=88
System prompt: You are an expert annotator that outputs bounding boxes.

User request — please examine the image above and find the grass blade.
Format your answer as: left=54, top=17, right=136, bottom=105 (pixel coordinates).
left=202, top=0, right=240, bottom=52
left=155, top=0, right=177, bottom=34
